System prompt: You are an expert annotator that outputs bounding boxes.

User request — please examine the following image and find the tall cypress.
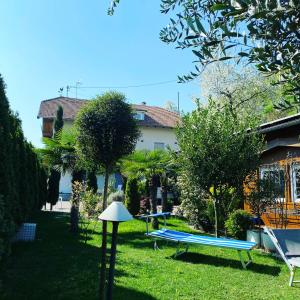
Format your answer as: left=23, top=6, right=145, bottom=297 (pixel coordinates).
left=47, top=106, right=64, bottom=210
left=54, top=106, right=64, bottom=133
left=86, top=169, right=98, bottom=193
left=0, top=75, right=14, bottom=260
left=0, top=74, right=48, bottom=263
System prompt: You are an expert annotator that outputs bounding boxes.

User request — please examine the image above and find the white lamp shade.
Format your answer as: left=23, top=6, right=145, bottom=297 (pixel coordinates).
left=98, top=201, right=133, bottom=222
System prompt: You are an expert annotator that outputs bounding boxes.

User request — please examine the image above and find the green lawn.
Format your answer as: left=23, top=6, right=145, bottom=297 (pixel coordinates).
left=1, top=211, right=299, bottom=300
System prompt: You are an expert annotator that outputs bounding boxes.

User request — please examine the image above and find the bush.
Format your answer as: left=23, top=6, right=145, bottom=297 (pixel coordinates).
left=80, top=189, right=101, bottom=219
left=140, top=197, right=151, bottom=215
left=225, top=209, right=253, bottom=240
left=178, top=172, right=212, bottom=231
left=125, top=177, right=140, bottom=215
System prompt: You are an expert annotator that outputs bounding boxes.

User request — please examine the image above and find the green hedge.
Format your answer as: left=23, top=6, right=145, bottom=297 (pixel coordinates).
left=0, top=75, right=47, bottom=263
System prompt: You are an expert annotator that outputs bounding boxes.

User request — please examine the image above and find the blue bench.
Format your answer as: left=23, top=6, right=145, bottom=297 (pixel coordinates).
left=141, top=212, right=256, bottom=269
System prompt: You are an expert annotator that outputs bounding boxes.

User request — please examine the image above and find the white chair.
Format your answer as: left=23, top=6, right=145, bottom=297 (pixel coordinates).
left=264, top=227, right=300, bottom=286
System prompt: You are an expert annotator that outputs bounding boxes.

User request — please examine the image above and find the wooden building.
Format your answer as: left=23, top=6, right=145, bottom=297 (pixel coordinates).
left=245, top=114, right=300, bottom=228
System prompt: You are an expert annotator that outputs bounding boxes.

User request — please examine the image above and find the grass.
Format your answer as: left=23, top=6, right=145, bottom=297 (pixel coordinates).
left=1, top=211, right=299, bottom=300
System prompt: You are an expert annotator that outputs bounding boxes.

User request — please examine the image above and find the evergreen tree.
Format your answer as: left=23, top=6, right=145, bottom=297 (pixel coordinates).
left=54, top=106, right=64, bottom=133
left=0, top=75, right=14, bottom=261
left=125, top=177, right=140, bottom=215
left=39, top=165, right=48, bottom=209
left=0, top=74, right=47, bottom=263
left=86, top=169, right=98, bottom=193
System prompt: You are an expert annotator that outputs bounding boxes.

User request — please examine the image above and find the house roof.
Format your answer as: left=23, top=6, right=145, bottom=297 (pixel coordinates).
left=37, top=97, right=180, bottom=129
left=258, top=113, right=300, bottom=134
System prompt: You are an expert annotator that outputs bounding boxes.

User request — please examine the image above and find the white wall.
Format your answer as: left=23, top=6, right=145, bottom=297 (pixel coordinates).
left=59, top=172, right=72, bottom=194
left=58, top=124, right=178, bottom=194
left=136, top=126, right=178, bottom=151
left=59, top=171, right=115, bottom=194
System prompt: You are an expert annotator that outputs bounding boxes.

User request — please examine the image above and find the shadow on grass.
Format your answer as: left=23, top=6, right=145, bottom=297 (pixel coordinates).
left=171, top=252, right=281, bottom=276
left=2, top=211, right=149, bottom=300
left=117, top=231, right=154, bottom=249
left=114, top=285, right=157, bottom=300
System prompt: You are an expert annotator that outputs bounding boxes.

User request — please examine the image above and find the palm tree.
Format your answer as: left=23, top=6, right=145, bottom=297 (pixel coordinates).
left=121, top=149, right=171, bottom=229
left=37, top=127, right=84, bottom=232
left=38, top=127, right=77, bottom=173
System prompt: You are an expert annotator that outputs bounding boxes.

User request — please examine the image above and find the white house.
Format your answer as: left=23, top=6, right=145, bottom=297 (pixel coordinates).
left=37, top=97, right=180, bottom=194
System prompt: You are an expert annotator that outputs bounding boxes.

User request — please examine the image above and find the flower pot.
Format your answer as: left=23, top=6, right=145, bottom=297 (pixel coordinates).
left=247, top=229, right=263, bottom=247
left=262, top=232, right=276, bottom=252
left=247, top=229, right=277, bottom=251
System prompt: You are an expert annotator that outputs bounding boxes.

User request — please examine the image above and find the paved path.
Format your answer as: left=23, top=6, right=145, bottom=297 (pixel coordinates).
left=43, top=201, right=71, bottom=213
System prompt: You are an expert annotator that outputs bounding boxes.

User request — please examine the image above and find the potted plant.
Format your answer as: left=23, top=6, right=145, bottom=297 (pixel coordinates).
left=245, top=175, right=280, bottom=249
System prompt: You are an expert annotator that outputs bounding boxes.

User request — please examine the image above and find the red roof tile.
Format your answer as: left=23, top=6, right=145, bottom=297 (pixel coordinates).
left=38, top=97, right=180, bottom=128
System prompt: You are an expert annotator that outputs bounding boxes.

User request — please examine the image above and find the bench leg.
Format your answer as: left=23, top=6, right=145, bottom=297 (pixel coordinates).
left=154, top=239, right=161, bottom=251
left=237, top=250, right=252, bottom=269
left=289, top=268, right=295, bottom=287
left=289, top=267, right=300, bottom=287
left=174, top=242, right=189, bottom=258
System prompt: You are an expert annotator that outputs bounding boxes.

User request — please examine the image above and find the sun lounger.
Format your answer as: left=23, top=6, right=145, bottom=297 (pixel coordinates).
left=264, top=227, right=300, bottom=286
left=140, top=212, right=256, bottom=269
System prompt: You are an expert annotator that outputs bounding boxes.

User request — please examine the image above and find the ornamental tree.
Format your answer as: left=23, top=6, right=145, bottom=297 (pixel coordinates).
left=121, top=149, right=171, bottom=228
left=177, top=99, right=264, bottom=237
left=75, top=91, right=140, bottom=300
left=109, top=0, right=300, bottom=108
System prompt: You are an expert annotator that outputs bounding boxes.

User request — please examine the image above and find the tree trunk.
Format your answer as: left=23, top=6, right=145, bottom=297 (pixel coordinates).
left=149, top=175, right=158, bottom=229
left=161, top=181, right=168, bottom=213
left=50, top=203, right=53, bottom=211
left=70, top=205, right=79, bottom=233
left=213, top=199, right=219, bottom=238
left=99, top=168, right=110, bottom=300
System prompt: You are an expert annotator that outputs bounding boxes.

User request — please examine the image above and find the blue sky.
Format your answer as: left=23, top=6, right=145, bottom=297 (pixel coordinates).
left=0, top=0, right=200, bottom=147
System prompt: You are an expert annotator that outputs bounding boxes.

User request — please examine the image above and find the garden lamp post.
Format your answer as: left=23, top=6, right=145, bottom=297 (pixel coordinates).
left=98, top=201, right=133, bottom=300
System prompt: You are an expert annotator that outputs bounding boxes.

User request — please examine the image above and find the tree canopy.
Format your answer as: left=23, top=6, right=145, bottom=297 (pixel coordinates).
left=121, top=149, right=172, bottom=227
left=75, top=91, right=140, bottom=173
left=75, top=91, right=140, bottom=300
left=176, top=99, right=264, bottom=236
left=109, top=0, right=300, bottom=108
left=200, top=61, right=296, bottom=120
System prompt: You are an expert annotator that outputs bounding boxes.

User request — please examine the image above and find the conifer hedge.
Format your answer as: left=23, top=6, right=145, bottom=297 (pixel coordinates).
left=0, top=75, right=47, bottom=263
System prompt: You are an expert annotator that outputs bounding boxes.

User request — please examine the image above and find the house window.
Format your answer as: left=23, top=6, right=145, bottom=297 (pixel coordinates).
left=260, top=166, right=285, bottom=201
left=154, top=142, right=165, bottom=150
left=133, top=112, right=145, bottom=121
left=291, top=164, right=300, bottom=202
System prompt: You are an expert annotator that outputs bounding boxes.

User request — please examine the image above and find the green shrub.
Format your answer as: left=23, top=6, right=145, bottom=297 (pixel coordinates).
left=225, top=209, right=253, bottom=240
left=178, top=173, right=213, bottom=231
left=80, top=189, right=101, bottom=219
left=125, top=177, right=140, bottom=215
